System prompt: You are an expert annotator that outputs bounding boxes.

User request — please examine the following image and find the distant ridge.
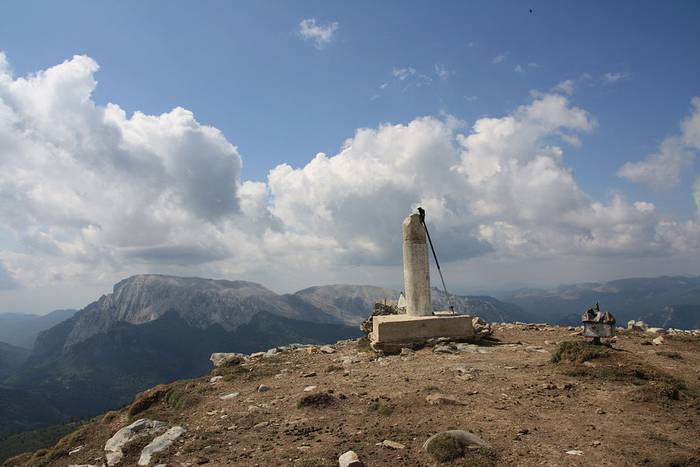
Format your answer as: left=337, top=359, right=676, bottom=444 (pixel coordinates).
left=500, top=275, right=700, bottom=328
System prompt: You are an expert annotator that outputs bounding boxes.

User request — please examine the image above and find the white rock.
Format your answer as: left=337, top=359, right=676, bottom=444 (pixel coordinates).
left=652, top=336, right=665, bottom=345
left=68, top=445, right=84, bottom=455
left=566, top=450, right=583, bottom=456
left=627, top=320, right=648, bottom=332
left=209, top=376, right=223, bottom=383
left=210, top=352, right=246, bottom=367
left=303, top=385, right=317, bottom=392
left=138, top=426, right=186, bottom=465
left=339, top=449, right=363, bottom=467
left=319, top=345, right=336, bottom=354
left=646, top=327, right=665, bottom=335
left=219, top=392, right=240, bottom=400
left=381, top=439, right=405, bottom=449
left=104, top=418, right=167, bottom=466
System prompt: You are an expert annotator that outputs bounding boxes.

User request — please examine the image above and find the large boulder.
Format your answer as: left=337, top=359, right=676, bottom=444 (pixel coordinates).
left=138, top=426, right=186, bottom=465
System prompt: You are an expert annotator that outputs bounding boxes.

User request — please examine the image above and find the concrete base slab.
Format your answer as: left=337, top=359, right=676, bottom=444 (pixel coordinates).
left=371, top=314, right=476, bottom=353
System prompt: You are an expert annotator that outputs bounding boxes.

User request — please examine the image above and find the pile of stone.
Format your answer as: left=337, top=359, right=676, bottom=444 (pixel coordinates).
left=472, top=316, right=493, bottom=337
left=627, top=320, right=649, bottom=332
left=360, top=302, right=403, bottom=334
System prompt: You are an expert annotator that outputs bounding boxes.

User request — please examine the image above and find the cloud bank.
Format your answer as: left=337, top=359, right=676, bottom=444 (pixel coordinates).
left=1, top=53, right=700, bottom=296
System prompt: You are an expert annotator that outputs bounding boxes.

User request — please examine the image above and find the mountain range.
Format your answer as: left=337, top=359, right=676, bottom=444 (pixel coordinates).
left=1, top=273, right=699, bottom=455
left=0, top=309, right=76, bottom=349
left=499, top=275, right=700, bottom=328
left=0, top=274, right=526, bottom=443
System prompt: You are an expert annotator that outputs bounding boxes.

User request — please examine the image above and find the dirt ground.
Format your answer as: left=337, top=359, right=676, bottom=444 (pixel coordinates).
left=6, top=324, right=700, bottom=466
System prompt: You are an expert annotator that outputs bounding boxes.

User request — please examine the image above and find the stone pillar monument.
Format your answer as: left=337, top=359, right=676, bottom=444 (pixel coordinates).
left=369, top=209, right=475, bottom=352
left=402, top=213, right=432, bottom=316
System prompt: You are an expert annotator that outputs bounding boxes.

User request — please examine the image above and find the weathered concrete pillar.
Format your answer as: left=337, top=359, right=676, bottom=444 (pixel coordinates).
left=402, top=213, right=432, bottom=316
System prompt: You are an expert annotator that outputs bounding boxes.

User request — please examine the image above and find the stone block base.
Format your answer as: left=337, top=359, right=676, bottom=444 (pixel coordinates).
left=371, top=314, right=475, bottom=353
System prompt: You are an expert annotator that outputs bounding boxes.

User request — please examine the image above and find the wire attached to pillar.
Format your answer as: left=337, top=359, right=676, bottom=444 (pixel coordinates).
left=417, top=207, right=456, bottom=314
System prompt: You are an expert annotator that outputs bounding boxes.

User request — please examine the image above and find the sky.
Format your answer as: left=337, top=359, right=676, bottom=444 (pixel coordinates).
left=1, top=1, right=700, bottom=313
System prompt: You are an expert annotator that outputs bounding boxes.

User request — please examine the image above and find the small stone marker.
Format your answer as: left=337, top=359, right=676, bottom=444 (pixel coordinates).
left=581, top=303, right=616, bottom=344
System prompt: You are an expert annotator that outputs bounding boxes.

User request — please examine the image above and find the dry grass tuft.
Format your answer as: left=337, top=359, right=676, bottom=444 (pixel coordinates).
left=551, top=340, right=609, bottom=364
left=128, top=385, right=169, bottom=418
left=656, top=350, right=683, bottom=360
left=425, top=433, right=498, bottom=466
left=297, top=392, right=336, bottom=409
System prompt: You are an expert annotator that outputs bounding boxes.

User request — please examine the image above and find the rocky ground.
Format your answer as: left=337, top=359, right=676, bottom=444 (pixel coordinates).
left=4, top=324, right=700, bottom=467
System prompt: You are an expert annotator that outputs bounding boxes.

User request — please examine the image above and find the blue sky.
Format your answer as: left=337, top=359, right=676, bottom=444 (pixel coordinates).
left=1, top=1, right=700, bottom=312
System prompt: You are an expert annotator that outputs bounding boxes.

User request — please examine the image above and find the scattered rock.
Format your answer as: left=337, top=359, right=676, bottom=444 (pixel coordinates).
left=253, top=421, right=270, bottom=429
left=426, top=393, right=465, bottom=405
left=381, top=439, right=405, bottom=450
left=302, top=371, right=317, bottom=378
left=258, top=384, right=271, bottom=392
left=138, top=426, right=186, bottom=466
left=338, top=450, right=363, bottom=467
left=104, top=418, right=167, bottom=466
left=433, top=344, right=458, bottom=354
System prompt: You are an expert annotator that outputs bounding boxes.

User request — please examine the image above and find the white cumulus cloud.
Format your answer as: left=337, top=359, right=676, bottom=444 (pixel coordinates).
left=298, top=18, right=338, bottom=49
left=618, top=97, right=700, bottom=189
